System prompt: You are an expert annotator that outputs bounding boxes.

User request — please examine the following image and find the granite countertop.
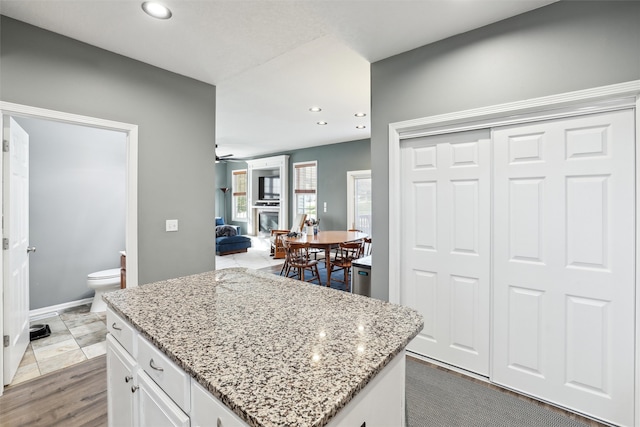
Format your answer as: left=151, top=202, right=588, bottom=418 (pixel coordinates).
left=104, top=267, right=423, bottom=427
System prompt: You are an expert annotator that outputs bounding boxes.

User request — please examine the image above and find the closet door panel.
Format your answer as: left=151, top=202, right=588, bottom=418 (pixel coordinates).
left=492, top=110, right=635, bottom=427
left=401, top=131, right=491, bottom=376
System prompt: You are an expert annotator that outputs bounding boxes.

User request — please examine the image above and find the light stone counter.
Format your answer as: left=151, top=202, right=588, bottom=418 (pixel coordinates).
left=104, top=267, right=423, bottom=427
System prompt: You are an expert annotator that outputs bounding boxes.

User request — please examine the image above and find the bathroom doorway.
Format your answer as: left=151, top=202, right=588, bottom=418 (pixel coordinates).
left=0, top=102, right=139, bottom=390
left=18, top=117, right=126, bottom=312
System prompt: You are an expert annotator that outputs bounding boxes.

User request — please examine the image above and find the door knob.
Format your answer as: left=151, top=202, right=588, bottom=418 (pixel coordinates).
left=27, top=246, right=36, bottom=254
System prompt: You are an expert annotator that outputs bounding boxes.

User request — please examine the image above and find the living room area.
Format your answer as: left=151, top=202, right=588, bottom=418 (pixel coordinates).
left=214, top=137, right=372, bottom=273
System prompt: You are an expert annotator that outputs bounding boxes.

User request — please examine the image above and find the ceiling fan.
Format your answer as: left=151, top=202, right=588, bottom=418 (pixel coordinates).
left=215, top=144, right=243, bottom=162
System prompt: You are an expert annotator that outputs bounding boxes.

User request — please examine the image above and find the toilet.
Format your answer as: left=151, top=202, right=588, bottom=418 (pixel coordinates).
left=87, top=268, right=121, bottom=312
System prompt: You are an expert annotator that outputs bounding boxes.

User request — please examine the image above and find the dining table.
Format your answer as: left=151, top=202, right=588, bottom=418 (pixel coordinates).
left=283, top=230, right=368, bottom=287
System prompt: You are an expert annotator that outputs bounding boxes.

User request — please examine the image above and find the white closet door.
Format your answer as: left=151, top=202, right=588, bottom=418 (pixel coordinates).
left=492, top=110, right=635, bottom=426
left=401, top=131, right=491, bottom=376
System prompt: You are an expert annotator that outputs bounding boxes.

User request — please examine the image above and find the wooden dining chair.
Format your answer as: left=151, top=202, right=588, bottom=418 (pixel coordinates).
left=325, top=229, right=363, bottom=262
left=270, top=214, right=308, bottom=259
left=330, top=240, right=364, bottom=292
left=282, top=240, right=321, bottom=284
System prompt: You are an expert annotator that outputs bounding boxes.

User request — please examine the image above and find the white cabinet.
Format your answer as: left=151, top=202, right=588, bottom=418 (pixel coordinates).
left=107, top=307, right=136, bottom=356
left=107, top=308, right=190, bottom=427
left=138, top=335, right=190, bottom=413
left=107, top=306, right=405, bottom=427
left=107, top=334, right=137, bottom=427
left=326, top=352, right=405, bottom=427
left=138, top=370, right=190, bottom=427
left=246, top=155, right=289, bottom=235
left=191, top=380, right=246, bottom=427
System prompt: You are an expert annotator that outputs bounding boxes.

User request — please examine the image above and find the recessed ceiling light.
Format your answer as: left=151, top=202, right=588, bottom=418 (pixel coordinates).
left=309, top=107, right=322, bottom=112
left=356, top=125, right=366, bottom=129
left=142, top=2, right=172, bottom=19
left=354, top=112, right=367, bottom=117
left=317, top=121, right=328, bottom=125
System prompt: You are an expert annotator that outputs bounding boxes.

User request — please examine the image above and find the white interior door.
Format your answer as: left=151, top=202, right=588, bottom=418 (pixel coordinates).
left=3, top=117, right=30, bottom=385
left=401, top=130, right=491, bottom=375
left=492, top=110, right=635, bottom=426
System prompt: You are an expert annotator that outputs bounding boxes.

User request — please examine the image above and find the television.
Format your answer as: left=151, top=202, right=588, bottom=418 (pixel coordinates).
left=258, top=176, right=280, bottom=201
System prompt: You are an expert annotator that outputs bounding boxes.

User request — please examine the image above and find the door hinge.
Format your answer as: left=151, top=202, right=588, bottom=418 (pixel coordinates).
left=2, top=140, right=8, bottom=152
left=3, top=335, right=9, bottom=348
left=3, top=238, right=9, bottom=250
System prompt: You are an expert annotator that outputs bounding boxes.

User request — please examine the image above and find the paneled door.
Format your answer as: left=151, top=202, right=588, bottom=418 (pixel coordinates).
left=400, top=130, right=491, bottom=376
left=492, top=110, right=635, bottom=426
left=2, top=117, right=30, bottom=385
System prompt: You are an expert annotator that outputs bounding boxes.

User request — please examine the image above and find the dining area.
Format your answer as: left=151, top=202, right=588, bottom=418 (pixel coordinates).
left=275, top=229, right=371, bottom=292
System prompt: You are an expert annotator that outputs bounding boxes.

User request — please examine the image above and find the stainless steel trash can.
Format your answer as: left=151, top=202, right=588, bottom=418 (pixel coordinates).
left=351, top=255, right=371, bottom=297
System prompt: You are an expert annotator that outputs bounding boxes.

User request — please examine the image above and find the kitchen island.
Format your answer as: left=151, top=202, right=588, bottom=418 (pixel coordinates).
left=104, top=268, right=423, bottom=427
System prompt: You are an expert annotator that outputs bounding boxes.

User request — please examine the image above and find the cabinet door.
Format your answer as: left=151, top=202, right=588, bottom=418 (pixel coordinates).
left=107, top=335, right=136, bottom=427
left=326, top=352, right=405, bottom=427
left=191, top=379, right=247, bottom=427
left=138, top=369, right=190, bottom=427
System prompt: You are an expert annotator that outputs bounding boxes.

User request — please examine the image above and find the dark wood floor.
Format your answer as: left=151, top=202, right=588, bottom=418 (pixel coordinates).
left=0, top=355, right=107, bottom=427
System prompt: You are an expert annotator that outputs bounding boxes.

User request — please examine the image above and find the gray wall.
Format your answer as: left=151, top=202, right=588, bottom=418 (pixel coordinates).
left=370, top=1, right=640, bottom=301
left=227, top=138, right=371, bottom=235
left=17, top=117, right=126, bottom=309
left=215, top=162, right=228, bottom=219
left=1, top=16, right=217, bottom=288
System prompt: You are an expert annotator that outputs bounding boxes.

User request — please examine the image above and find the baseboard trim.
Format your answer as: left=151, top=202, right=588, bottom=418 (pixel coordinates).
left=29, top=298, right=94, bottom=320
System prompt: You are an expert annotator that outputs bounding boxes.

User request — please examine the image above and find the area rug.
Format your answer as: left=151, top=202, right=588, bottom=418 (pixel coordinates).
left=405, top=358, right=591, bottom=427
left=261, top=263, right=353, bottom=292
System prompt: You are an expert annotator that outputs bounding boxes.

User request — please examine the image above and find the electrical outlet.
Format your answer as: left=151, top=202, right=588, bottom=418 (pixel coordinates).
left=323, top=202, right=327, bottom=213
left=166, top=219, right=178, bottom=232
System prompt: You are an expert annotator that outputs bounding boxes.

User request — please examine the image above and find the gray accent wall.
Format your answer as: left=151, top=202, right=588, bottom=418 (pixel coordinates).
left=18, top=117, right=126, bottom=309
left=1, top=16, right=217, bottom=288
left=370, top=1, right=640, bottom=301
left=215, top=162, right=229, bottom=220
left=227, top=138, right=371, bottom=235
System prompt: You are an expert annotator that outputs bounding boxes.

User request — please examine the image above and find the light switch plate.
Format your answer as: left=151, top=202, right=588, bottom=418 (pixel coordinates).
left=323, top=202, right=327, bottom=213
left=166, top=219, right=178, bottom=232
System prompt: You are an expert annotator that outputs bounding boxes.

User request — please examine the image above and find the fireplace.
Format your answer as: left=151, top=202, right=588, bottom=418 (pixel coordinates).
left=258, top=211, right=279, bottom=234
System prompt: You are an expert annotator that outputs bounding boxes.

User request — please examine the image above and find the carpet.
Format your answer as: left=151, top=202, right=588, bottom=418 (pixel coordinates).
left=405, top=358, right=591, bottom=427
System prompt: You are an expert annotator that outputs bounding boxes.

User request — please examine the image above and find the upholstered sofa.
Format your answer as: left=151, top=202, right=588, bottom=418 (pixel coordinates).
left=215, top=217, right=251, bottom=256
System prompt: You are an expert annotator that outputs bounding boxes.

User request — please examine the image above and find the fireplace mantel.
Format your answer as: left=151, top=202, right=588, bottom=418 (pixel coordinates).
left=246, top=155, right=289, bottom=235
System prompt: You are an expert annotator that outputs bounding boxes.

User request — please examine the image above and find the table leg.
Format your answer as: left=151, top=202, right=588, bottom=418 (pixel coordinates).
left=325, top=246, right=331, bottom=287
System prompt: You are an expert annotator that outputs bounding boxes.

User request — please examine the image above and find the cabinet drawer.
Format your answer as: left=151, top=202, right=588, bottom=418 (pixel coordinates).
left=107, top=307, right=136, bottom=357
left=138, top=335, right=190, bottom=413
left=191, top=379, right=248, bottom=427
left=138, top=370, right=189, bottom=427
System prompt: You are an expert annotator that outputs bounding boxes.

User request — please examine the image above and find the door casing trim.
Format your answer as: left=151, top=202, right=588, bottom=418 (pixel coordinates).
left=0, top=101, right=139, bottom=392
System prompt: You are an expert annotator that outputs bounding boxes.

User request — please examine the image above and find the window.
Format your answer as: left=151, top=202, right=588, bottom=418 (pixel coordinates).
left=347, top=170, right=372, bottom=235
left=232, top=169, right=247, bottom=221
left=294, top=161, right=317, bottom=220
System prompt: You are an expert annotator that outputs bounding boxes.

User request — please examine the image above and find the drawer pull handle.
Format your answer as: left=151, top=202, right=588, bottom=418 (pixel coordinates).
left=217, top=417, right=222, bottom=427
left=112, top=322, right=122, bottom=331
left=131, top=385, right=139, bottom=393
left=125, top=375, right=133, bottom=383
left=149, top=358, right=164, bottom=372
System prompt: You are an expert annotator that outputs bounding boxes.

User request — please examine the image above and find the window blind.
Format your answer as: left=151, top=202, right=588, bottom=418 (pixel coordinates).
left=233, top=170, right=247, bottom=196
left=294, top=162, right=317, bottom=194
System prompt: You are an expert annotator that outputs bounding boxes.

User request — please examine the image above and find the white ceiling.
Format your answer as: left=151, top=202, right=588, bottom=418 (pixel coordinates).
left=0, top=0, right=556, bottom=159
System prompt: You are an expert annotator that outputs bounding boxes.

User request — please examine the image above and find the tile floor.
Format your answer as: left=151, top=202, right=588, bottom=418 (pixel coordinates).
left=9, top=304, right=107, bottom=387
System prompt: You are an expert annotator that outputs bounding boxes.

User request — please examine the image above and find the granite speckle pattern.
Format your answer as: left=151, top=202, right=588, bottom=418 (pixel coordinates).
left=104, top=268, right=423, bottom=427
